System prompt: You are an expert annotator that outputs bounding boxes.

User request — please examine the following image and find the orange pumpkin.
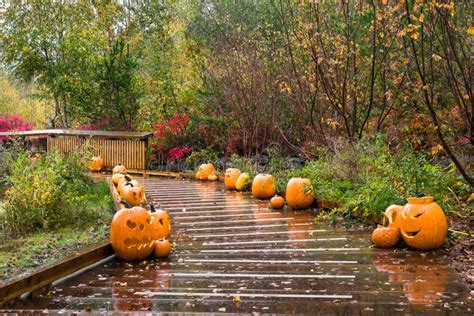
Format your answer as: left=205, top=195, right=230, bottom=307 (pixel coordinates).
left=224, top=168, right=241, bottom=190
left=87, top=156, right=105, bottom=172
left=371, top=224, right=400, bottom=248
left=154, top=239, right=172, bottom=258
left=110, top=207, right=155, bottom=261
left=384, top=204, right=404, bottom=229
left=195, top=163, right=215, bottom=180
left=285, top=178, right=314, bottom=209
left=400, top=196, right=447, bottom=250
left=112, top=173, right=126, bottom=186
left=270, top=196, right=285, bottom=209
left=207, top=174, right=218, bottom=181
left=120, top=184, right=146, bottom=206
left=118, top=177, right=143, bottom=196
left=150, top=209, right=171, bottom=239
left=113, top=164, right=127, bottom=174
left=251, top=174, right=276, bottom=199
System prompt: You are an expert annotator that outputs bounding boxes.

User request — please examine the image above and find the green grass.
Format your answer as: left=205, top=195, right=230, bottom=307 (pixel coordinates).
left=0, top=224, right=110, bottom=281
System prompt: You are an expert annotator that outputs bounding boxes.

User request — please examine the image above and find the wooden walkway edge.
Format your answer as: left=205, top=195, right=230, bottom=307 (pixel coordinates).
left=0, top=242, right=113, bottom=307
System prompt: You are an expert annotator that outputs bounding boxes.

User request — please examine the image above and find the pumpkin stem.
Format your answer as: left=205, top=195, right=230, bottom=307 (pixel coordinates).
left=149, top=204, right=156, bottom=213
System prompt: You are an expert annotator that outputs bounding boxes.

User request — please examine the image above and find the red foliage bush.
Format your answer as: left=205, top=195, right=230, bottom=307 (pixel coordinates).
left=151, top=114, right=193, bottom=161
left=0, top=114, right=35, bottom=140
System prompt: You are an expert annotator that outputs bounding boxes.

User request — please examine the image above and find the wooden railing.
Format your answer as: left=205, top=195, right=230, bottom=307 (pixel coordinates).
left=0, top=129, right=153, bottom=171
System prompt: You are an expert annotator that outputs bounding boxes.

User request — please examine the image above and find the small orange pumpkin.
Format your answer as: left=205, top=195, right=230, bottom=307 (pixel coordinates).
left=251, top=174, right=277, bottom=199
left=110, top=207, right=155, bottom=261
left=113, top=164, right=127, bottom=174
left=150, top=208, right=171, bottom=239
left=400, top=196, right=447, bottom=250
left=270, top=196, right=285, bottom=209
left=195, top=163, right=215, bottom=181
left=371, top=225, right=400, bottom=248
left=154, top=239, right=172, bottom=258
left=87, top=156, right=105, bottom=172
left=224, top=168, right=241, bottom=190
left=207, top=174, right=218, bottom=181
left=285, top=178, right=314, bottom=209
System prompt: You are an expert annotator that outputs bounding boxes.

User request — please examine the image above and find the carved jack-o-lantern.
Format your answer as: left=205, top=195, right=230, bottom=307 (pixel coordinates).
left=400, top=196, right=447, bottom=250
left=110, top=207, right=155, bottom=261
left=149, top=208, right=171, bottom=239
left=121, top=185, right=146, bottom=207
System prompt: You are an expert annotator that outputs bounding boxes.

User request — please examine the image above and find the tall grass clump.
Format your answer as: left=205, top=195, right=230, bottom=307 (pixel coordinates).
left=1, top=149, right=113, bottom=237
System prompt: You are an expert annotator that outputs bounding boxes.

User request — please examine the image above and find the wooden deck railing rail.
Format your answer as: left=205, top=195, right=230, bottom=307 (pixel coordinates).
left=0, top=129, right=153, bottom=170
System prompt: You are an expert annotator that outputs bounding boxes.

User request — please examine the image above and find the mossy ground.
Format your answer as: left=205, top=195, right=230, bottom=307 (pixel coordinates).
left=0, top=224, right=110, bottom=281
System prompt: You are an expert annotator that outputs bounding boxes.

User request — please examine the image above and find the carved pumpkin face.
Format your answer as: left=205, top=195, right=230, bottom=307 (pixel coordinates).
left=110, top=207, right=155, bottom=261
left=400, top=196, right=447, bottom=250
left=87, top=156, right=104, bottom=172
left=251, top=174, right=276, bottom=199
left=270, top=196, right=285, bottom=209
left=150, top=209, right=171, bottom=239
left=224, top=168, right=241, bottom=190
left=113, top=164, right=127, bottom=174
left=195, top=163, right=215, bottom=180
left=121, top=185, right=146, bottom=207
left=285, top=178, right=314, bottom=209
left=235, top=173, right=251, bottom=191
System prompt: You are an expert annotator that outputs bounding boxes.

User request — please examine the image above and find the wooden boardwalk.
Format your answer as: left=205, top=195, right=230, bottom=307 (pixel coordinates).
left=3, top=177, right=473, bottom=314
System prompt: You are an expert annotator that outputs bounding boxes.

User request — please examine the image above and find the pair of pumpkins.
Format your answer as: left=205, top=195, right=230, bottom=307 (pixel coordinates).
left=87, top=156, right=105, bottom=172
left=224, top=168, right=252, bottom=191
left=371, top=196, right=448, bottom=250
left=196, top=163, right=217, bottom=181
left=253, top=175, right=314, bottom=210
left=110, top=206, right=172, bottom=261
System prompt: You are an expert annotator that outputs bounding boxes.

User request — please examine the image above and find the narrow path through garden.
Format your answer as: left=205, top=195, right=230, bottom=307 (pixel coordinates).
left=4, top=177, right=473, bottom=314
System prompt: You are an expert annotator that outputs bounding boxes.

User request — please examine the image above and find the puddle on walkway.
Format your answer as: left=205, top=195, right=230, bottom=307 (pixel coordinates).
left=3, top=178, right=473, bottom=314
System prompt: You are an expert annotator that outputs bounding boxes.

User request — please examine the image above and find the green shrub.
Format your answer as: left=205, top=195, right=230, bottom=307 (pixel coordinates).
left=279, top=135, right=469, bottom=224
left=185, top=148, right=222, bottom=171
left=227, top=154, right=259, bottom=178
left=2, top=150, right=113, bottom=236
